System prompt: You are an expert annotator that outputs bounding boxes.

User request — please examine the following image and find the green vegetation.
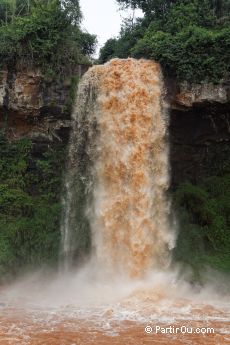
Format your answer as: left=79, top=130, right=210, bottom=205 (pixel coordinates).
left=0, top=132, right=66, bottom=281
left=173, top=174, right=230, bottom=276
left=0, top=1, right=97, bottom=280
left=100, top=0, right=230, bottom=82
left=0, top=0, right=96, bottom=73
left=0, top=0, right=229, bottom=280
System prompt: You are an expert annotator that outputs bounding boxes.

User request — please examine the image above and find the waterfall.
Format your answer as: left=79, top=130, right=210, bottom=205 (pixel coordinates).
left=61, top=58, right=174, bottom=276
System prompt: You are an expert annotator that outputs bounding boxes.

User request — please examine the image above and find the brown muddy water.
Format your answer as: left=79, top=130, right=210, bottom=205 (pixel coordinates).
left=0, top=301, right=229, bottom=344
left=0, top=269, right=229, bottom=345
left=1, top=59, right=229, bottom=345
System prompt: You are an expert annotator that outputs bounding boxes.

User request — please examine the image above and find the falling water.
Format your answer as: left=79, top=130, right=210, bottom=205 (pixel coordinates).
left=61, top=58, right=174, bottom=276
left=1, top=59, right=229, bottom=345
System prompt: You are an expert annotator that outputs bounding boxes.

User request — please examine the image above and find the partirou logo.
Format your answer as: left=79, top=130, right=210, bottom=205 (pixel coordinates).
left=145, top=325, right=215, bottom=335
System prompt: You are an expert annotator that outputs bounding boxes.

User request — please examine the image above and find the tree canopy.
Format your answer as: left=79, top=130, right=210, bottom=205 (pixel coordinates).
left=0, top=0, right=97, bottom=73
left=99, top=0, right=230, bottom=82
left=116, top=0, right=178, bottom=19
left=116, top=0, right=230, bottom=18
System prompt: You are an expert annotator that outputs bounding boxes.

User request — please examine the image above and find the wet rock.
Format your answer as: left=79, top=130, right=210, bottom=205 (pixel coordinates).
left=166, top=78, right=230, bottom=110
left=0, top=63, right=229, bottom=187
left=0, top=63, right=89, bottom=142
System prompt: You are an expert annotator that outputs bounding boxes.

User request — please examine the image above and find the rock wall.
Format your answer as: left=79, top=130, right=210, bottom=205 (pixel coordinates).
left=167, top=79, right=229, bottom=110
left=170, top=103, right=230, bottom=187
left=165, top=79, right=230, bottom=186
left=0, top=64, right=229, bottom=186
left=0, top=64, right=89, bottom=143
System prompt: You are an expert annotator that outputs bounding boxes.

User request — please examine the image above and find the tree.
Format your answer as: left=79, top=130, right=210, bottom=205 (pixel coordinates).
left=0, top=0, right=30, bottom=24
left=99, top=38, right=117, bottom=63
left=211, top=0, right=230, bottom=18
left=0, top=0, right=96, bottom=70
left=61, top=0, right=82, bottom=25
left=116, top=0, right=178, bottom=19
left=97, top=0, right=230, bottom=82
left=79, top=31, right=97, bottom=56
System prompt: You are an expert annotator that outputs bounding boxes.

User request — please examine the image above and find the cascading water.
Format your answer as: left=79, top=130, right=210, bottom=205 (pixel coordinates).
left=61, top=58, right=175, bottom=276
left=1, top=59, right=229, bottom=345
left=60, top=67, right=100, bottom=269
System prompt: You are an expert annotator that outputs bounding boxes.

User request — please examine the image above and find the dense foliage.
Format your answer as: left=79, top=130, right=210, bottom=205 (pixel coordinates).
left=173, top=174, right=230, bottom=276
left=0, top=0, right=229, bottom=281
left=0, top=0, right=96, bottom=73
left=0, top=132, right=66, bottom=280
left=99, top=0, right=230, bottom=82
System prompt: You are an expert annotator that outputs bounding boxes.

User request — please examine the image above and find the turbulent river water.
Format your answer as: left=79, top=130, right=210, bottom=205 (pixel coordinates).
left=0, top=59, right=229, bottom=344
left=0, top=268, right=229, bottom=344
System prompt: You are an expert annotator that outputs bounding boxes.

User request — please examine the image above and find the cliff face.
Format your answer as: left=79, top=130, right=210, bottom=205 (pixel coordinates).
left=0, top=64, right=89, bottom=143
left=0, top=64, right=229, bottom=186
left=167, top=80, right=230, bottom=186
